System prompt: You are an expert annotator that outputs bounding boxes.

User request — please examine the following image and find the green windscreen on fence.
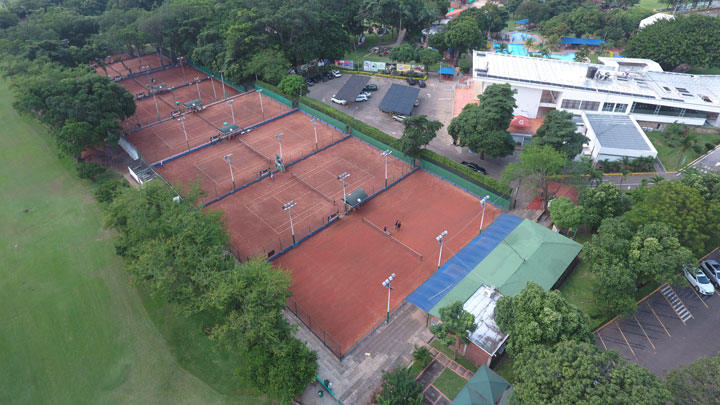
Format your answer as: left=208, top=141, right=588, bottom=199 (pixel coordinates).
left=298, top=102, right=348, bottom=133
left=186, top=59, right=246, bottom=92
left=421, top=159, right=511, bottom=210
left=254, top=83, right=293, bottom=108
left=350, top=128, right=414, bottom=165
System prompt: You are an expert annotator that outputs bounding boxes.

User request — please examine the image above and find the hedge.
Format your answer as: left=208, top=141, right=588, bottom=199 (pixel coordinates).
left=256, top=80, right=295, bottom=102
left=420, top=149, right=513, bottom=196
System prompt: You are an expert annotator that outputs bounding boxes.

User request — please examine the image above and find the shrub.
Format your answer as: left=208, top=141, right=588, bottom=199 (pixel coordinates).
left=376, top=366, right=423, bottom=405
left=705, top=142, right=715, bottom=152
left=256, top=80, right=293, bottom=102
left=76, top=161, right=106, bottom=181
left=412, top=345, right=432, bottom=369
left=420, top=149, right=513, bottom=195
left=94, top=179, right=129, bottom=204
left=458, top=58, right=472, bottom=74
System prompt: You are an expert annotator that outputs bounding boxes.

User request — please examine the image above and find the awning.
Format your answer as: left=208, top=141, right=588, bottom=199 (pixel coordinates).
left=343, top=188, right=368, bottom=208
left=514, top=18, right=529, bottom=25
left=439, top=67, right=455, bottom=75
left=182, top=99, right=202, bottom=108
left=378, top=84, right=420, bottom=116
left=561, top=37, right=605, bottom=46
left=219, top=123, right=240, bottom=134
left=334, top=75, right=371, bottom=103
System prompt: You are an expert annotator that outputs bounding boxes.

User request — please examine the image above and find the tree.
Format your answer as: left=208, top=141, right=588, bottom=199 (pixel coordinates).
left=545, top=34, right=561, bottom=51
left=681, top=167, right=720, bottom=201
left=513, top=341, right=671, bottom=404
left=533, top=110, right=588, bottom=159
left=496, top=281, right=591, bottom=355
left=414, top=48, right=441, bottom=73
left=277, top=74, right=308, bottom=100
left=628, top=222, right=695, bottom=287
left=76, top=161, right=106, bottom=181
left=376, top=366, right=424, bottom=404
left=665, top=353, right=720, bottom=404
left=524, top=36, right=536, bottom=52
left=57, top=120, right=96, bottom=158
left=429, top=301, right=477, bottom=359
left=549, top=197, right=583, bottom=229
left=665, top=124, right=700, bottom=170
left=502, top=145, right=569, bottom=210
left=400, top=115, right=443, bottom=158
left=577, top=182, right=630, bottom=230
left=389, top=43, right=416, bottom=63
left=243, top=49, right=290, bottom=85
left=444, top=17, right=482, bottom=60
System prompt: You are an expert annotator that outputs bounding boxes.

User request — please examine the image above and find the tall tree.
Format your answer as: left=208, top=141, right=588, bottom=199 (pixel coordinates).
left=496, top=281, right=591, bottom=355
left=388, top=43, right=416, bottom=63
left=549, top=196, right=583, bottom=230
left=429, top=301, right=477, bottom=359
left=400, top=115, right=443, bottom=158
left=513, top=341, right=671, bottom=404
left=244, top=49, right=291, bottom=85
left=277, top=74, right=308, bottom=100
left=502, top=145, right=569, bottom=209
left=443, top=17, right=482, bottom=60
left=533, top=110, right=588, bottom=159
left=414, top=48, right=441, bottom=73
left=665, top=353, right=720, bottom=404
left=577, top=182, right=630, bottom=230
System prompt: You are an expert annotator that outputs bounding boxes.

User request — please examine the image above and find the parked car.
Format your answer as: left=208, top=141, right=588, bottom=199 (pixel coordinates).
left=331, top=70, right=342, bottom=78
left=418, top=79, right=426, bottom=88
left=355, top=94, right=369, bottom=102
left=364, top=84, right=378, bottom=91
left=406, top=77, right=417, bottom=86
left=323, top=71, right=334, bottom=80
left=392, top=114, right=406, bottom=122
left=461, top=161, right=488, bottom=175
left=701, top=259, right=720, bottom=287
left=331, top=95, right=347, bottom=106
left=362, top=91, right=372, bottom=98
left=684, top=266, right=715, bottom=296
left=305, top=78, right=314, bottom=86
left=414, top=99, right=420, bottom=107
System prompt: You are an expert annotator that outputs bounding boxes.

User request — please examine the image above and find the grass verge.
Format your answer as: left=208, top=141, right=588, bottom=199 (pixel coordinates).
left=432, top=369, right=466, bottom=400
left=430, top=340, right=477, bottom=371
left=647, top=131, right=720, bottom=171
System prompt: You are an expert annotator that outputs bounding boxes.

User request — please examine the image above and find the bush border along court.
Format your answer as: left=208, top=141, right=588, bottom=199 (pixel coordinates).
left=255, top=81, right=294, bottom=107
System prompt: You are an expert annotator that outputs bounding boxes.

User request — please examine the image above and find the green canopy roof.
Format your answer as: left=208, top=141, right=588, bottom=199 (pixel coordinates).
left=430, top=219, right=581, bottom=317
left=452, top=365, right=512, bottom=405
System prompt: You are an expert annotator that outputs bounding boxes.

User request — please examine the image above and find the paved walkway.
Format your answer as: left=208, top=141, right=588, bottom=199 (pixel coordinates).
left=290, top=302, right=433, bottom=404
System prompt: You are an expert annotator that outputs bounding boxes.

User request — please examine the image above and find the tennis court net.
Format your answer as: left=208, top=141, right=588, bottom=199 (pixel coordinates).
left=237, top=138, right=273, bottom=164
left=361, top=217, right=423, bottom=261
left=290, top=172, right=335, bottom=204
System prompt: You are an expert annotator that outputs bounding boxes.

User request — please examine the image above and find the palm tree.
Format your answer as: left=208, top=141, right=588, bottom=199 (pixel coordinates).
left=649, top=175, right=665, bottom=185
left=497, top=42, right=509, bottom=54
left=524, top=36, right=536, bottom=52
left=545, top=34, right=561, bottom=52
left=669, top=131, right=699, bottom=170
left=539, top=45, right=551, bottom=58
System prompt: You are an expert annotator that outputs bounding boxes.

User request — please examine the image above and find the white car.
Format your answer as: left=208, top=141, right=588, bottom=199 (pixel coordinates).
left=355, top=94, right=369, bottom=102
left=684, top=266, right=715, bottom=296
left=414, top=99, right=420, bottom=107
left=331, top=95, right=347, bottom=106
left=331, top=70, right=342, bottom=78
left=362, top=91, right=372, bottom=98
left=392, top=114, right=406, bottom=122
left=701, top=259, right=720, bottom=287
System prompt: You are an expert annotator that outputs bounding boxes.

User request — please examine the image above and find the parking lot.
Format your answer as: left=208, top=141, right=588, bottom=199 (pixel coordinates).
left=594, top=251, right=720, bottom=376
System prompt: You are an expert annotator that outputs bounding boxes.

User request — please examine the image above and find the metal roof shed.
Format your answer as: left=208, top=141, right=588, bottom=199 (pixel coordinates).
left=335, top=75, right=371, bottom=102
left=378, top=84, right=420, bottom=116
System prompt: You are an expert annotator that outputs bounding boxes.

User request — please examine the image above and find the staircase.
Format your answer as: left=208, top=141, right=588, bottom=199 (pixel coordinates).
left=660, top=284, right=693, bottom=324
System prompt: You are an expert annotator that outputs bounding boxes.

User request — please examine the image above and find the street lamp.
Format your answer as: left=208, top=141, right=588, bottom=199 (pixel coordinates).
left=436, top=230, right=448, bottom=268
left=283, top=200, right=297, bottom=244
left=310, top=118, right=319, bottom=151
left=227, top=99, right=236, bottom=124
left=146, top=84, right=161, bottom=121
left=381, top=150, right=392, bottom=188
left=209, top=75, right=218, bottom=101
left=479, top=195, right=490, bottom=233
left=224, top=153, right=235, bottom=189
left=257, top=89, right=265, bottom=121
left=177, top=56, right=187, bottom=83
left=194, top=76, right=202, bottom=103
left=337, top=172, right=350, bottom=214
left=382, top=273, right=396, bottom=324
left=178, top=116, right=190, bottom=149
left=275, top=133, right=284, bottom=160
left=219, top=70, right=227, bottom=100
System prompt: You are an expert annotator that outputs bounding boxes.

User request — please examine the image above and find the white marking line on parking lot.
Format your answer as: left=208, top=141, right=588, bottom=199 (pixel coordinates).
left=661, top=285, right=692, bottom=324
left=646, top=301, right=671, bottom=337
left=689, top=286, right=710, bottom=309
left=615, top=321, right=638, bottom=360
left=596, top=332, right=608, bottom=350
left=633, top=314, right=656, bottom=351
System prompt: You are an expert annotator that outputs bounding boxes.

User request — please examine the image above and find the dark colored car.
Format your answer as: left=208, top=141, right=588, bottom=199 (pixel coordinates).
left=305, top=78, right=314, bottom=86
left=418, top=79, right=426, bottom=88
left=406, top=77, right=417, bottom=86
left=364, top=84, right=378, bottom=91
left=461, top=161, right=487, bottom=175
left=324, top=71, right=334, bottom=80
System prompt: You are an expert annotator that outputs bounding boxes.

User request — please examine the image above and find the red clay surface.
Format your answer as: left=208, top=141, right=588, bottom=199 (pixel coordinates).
left=274, top=169, right=503, bottom=356
left=126, top=93, right=292, bottom=162
left=156, top=111, right=347, bottom=201
left=117, top=65, right=214, bottom=97
left=97, top=53, right=173, bottom=78
left=209, top=136, right=412, bottom=259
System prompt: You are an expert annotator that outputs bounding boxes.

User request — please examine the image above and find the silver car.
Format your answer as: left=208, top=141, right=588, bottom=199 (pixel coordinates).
left=701, top=259, right=720, bottom=287
left=684, top=266, right=715, bottom=296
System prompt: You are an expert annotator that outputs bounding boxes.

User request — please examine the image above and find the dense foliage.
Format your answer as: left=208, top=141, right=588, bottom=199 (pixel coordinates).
left=376, top=366, right=424, bottom=405
left=429, top=301, right=477, bottom=359
left=533, top=110, right=588, bottom=159
left=400, top=115, right=442, bottom=158
left=577, top=182, right=630, bottom=230
left=665, top=353, right=720, bottom=404
left=502, top=145, right=569, bottom=209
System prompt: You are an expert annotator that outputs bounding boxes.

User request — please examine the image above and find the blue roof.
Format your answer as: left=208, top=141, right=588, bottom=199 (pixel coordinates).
left=405, top=215, right=523, bottom=312
left=514, top=19, right=529, bottom=25
left=439, top=67, right=455, bottom=75
left=561, top=38, right=605, bottom=45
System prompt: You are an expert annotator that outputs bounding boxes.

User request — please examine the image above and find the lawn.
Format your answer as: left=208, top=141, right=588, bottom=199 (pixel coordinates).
left=430, top=340, right=477, bottom=371
left=558, top=260, right=607, bottom=330
left=636, top=0, right=665, bottom=12
left=647, top=130, right=720, bottom=171
left=432, top=369, right=466, bottom=400
left=0, top=80, right=266, bottom=404
left=343, top=33, right=398, bottom=66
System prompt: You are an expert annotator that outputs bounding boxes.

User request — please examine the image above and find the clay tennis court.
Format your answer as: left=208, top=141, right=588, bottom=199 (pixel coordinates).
left=197, top=91, right=289, bottom=129
left=210, top=136, right=411, bottom=260
left=155, top=111, right=347, bottom=201
left=125, top=94, right=178, bottom=130
left=274, top=169, right=503, bottom=357
left=117, top=65, right=215, bottom=96
left=101, top=53, right=173, bottom=78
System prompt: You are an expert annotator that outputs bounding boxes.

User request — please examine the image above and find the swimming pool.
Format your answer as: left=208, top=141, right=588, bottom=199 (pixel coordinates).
left=510, top=32, right=536, bottom=42
left=494, top=43, right=576, bottom=61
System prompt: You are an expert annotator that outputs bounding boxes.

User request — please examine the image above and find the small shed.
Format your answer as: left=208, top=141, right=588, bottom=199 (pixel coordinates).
left=335, top=75, right=371, bottom=103
left=452, top=365, right=512, bottom=405
left=439, top=66, right=455, bottom=80
left=379, top=84, right=420, bottom=116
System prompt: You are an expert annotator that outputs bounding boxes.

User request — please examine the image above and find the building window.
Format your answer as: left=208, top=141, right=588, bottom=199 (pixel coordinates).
left=561, top=99, right=581, bottom=109
left=580, top=101, right=600, bottom=111
left=602, top=102, right=615, bottom=112
left=614, top=103, right=628, bottom=113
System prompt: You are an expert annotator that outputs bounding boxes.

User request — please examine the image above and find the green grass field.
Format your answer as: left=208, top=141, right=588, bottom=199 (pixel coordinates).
left=432, top=369, right=466, bottom=400
left=0, top=80, right=266, bottom=404
left=647, top=130, right=720, bottom=171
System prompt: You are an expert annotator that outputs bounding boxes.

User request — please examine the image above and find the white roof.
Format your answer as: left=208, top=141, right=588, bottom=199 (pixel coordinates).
left=640, top=13, right=675, bottom=29
left=473, top=52, right=720, bottom=109
left=463, top=285, right=508, bottom=356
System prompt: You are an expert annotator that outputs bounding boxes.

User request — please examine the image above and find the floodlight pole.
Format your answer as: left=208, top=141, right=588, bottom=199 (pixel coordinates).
left=283, top=201, right=297, bottom=244
left=210, top=76, right=218, bottom=101
left=148, top=85, right=161, bottom=121
left=219, top=70, right=227, bottom=100
left=337, top=172, right=350, bottom=215
left=275, top=133, right=284, bottom=160
left=178, top=116, right=190, bottom=149
left=258, top=89, right=265, bottom=121
left=177, top=56, right=187, bottom=84
left=479, top=195, right=490, bottom=233
left=381, top=150, right=392, bottom=188
left=224, top=153, right=235, bottom=189
left=382, top=273, right=396, bottom=324
left=436, top=230, right=448, bottom=268
left=194, top=76, right=202, bottom=103
left=227, top=99, right=236, bottom=124
left=311, top=118, right=319, bottom=151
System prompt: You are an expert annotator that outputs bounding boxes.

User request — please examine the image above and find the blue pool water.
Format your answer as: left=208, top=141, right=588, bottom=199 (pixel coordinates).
left=510, top=32, right=536, bottom=42
left=494, top=43, right=576, bottom=61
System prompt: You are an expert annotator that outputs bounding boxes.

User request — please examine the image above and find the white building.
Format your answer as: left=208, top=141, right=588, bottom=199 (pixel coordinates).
left=580, top=112, right=658, bottom=162
left=639, top=13, right=675, bottom=29
left=473, top=52, right=720, bottom=129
